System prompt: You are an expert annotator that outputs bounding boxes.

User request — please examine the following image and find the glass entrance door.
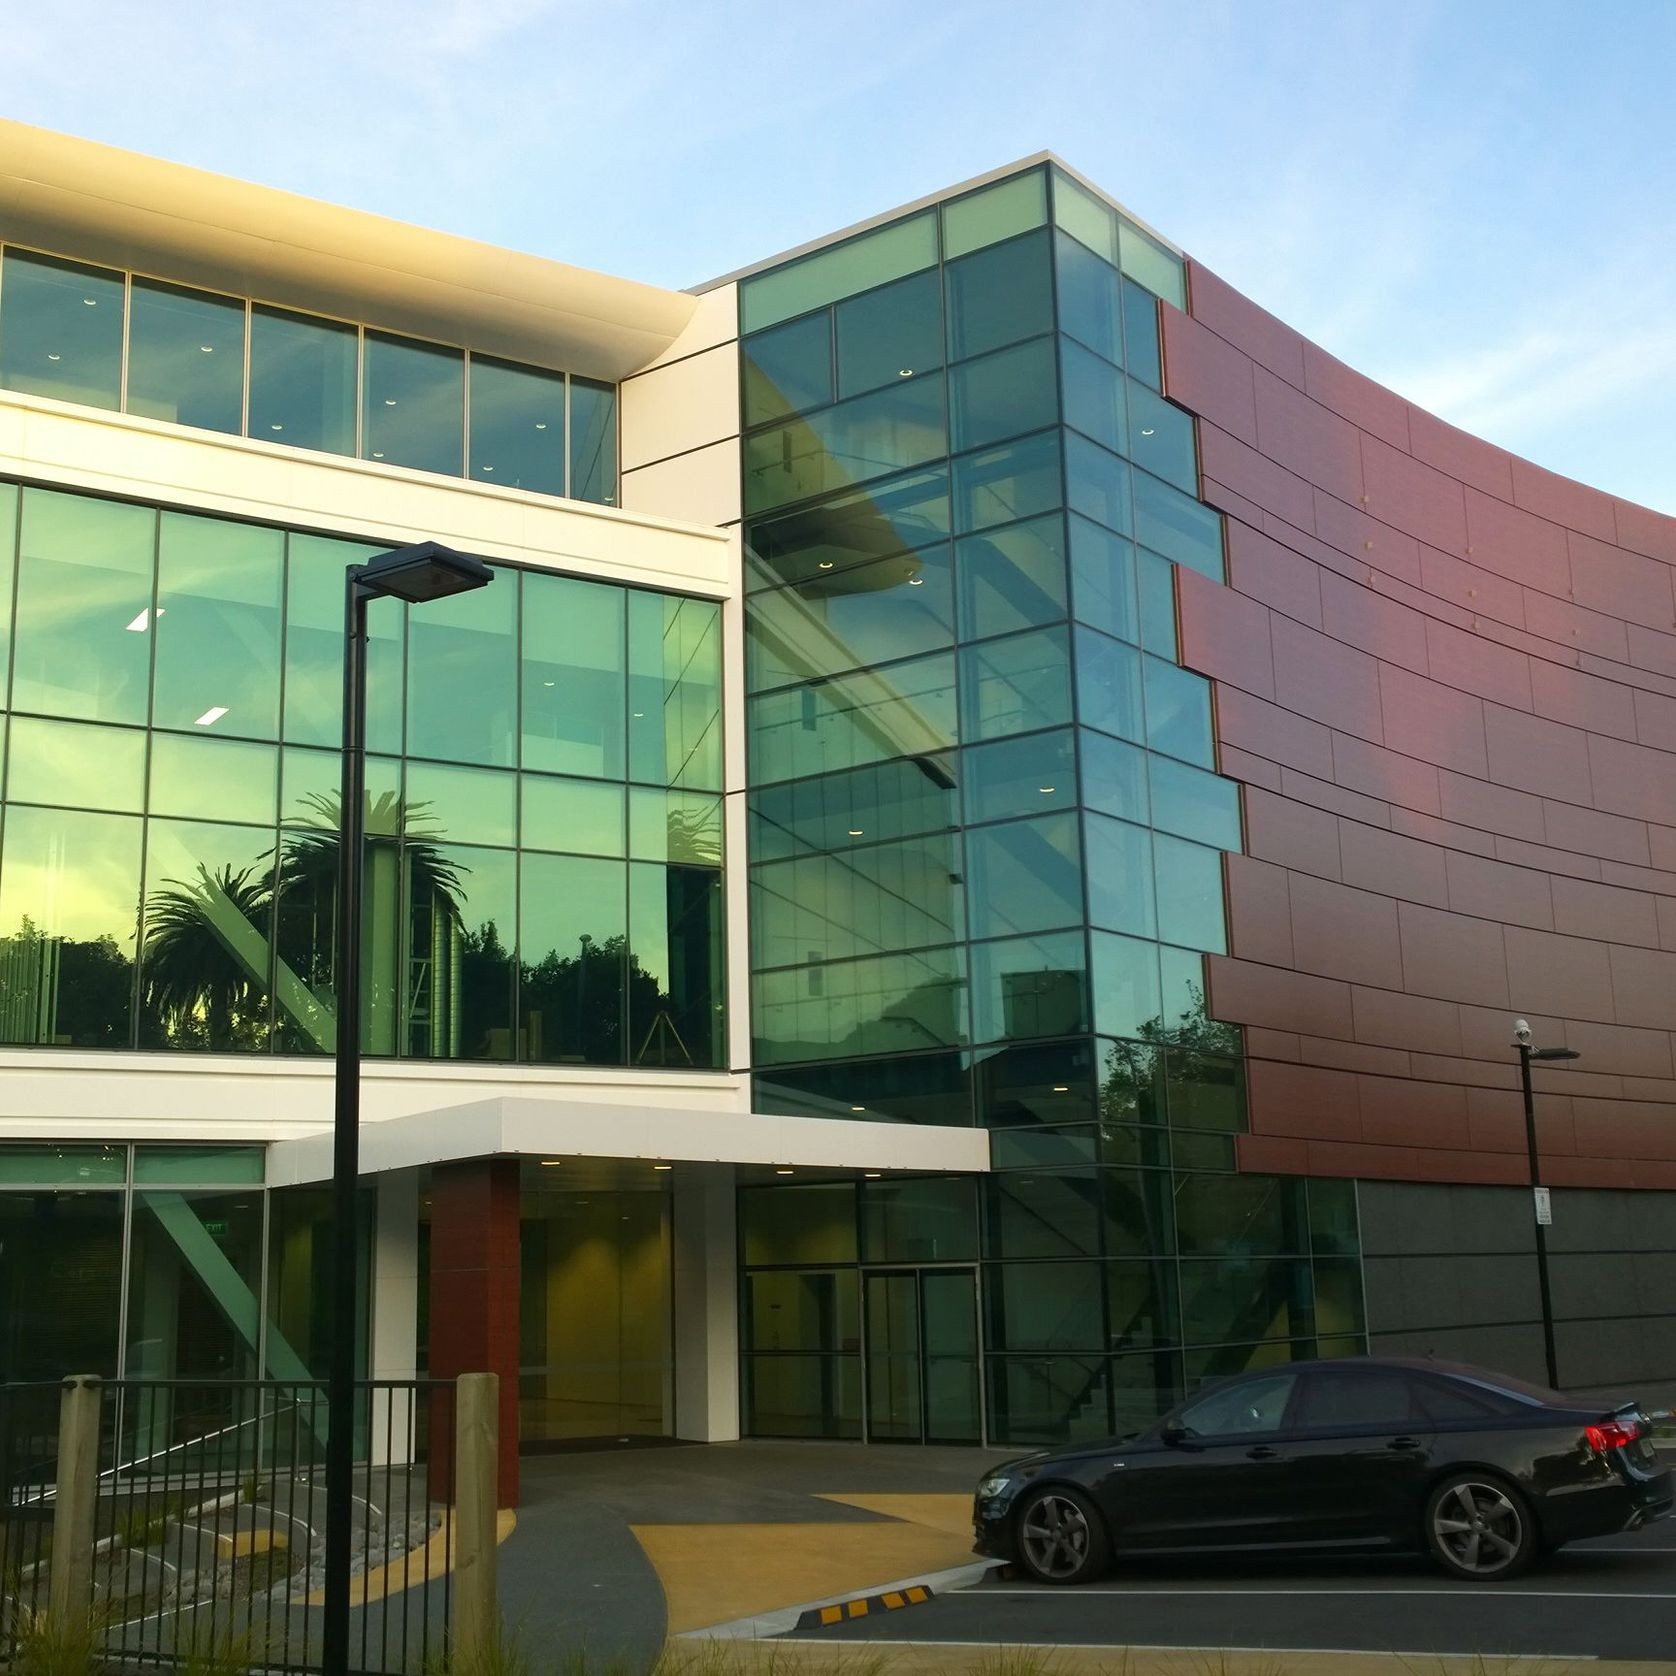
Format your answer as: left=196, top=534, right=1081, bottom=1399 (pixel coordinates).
left=863, top=1267, right=981, bottom=1444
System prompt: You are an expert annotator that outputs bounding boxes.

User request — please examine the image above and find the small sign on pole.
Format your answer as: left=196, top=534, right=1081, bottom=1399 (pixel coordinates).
left=1533, top=1186, right=1553, bottom=1226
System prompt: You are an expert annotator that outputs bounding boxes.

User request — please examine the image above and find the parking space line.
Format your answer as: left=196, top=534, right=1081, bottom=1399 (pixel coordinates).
left=978, top=1585, right=1676, bottom=1599
left=771, top=1639, right=1597, bottom=1660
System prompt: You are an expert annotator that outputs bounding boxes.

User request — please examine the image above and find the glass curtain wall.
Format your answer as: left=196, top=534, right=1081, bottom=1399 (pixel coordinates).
left=0, top=247, right=618, bottom=506
left=0, top=484, right=724, bottom=1066
left=739, top=165, right=1365, bottom=1445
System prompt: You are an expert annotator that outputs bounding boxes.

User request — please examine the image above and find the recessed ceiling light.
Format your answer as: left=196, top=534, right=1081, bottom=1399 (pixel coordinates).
left=542, top=680, right=556, bottom=688
left=482, top=465, right=494, bottom=472
left=652, top=1163, right=672, bottom=1171
left=1140, top=427, right=1155, bottom=437
left=775, top=1168, right=794, bottom=1176
left=848, top=828, right=864, bottom=836
left=1052, top=1084, right=1070, bottom=1093
left=850, top=1105, right=865, bottom=1112
left=865, top=1171, right=882, bottom=1179
left=194, top=706, right=230, bottom=727
left=270, top=423, right=284, bottom=432
left=540, top=1159, right=563, bottom=1167
left=1040, top=785, right=1055, bottom=794
left=46, top=352, right=61, bottom=362
left=817, top=560, right=834, bottom=570
left=199, top=345, right=214, bottom=354
left=82, top=298, right=97, bottom=307
left=907, top=577, right=924, bottom=586
left=371, top=451, right=385, bottom=459
left=535, top=422, right=547, bottom=431
left=897, top=369, right=913, bottom=377
left=384, top=398, right=397, bottom=406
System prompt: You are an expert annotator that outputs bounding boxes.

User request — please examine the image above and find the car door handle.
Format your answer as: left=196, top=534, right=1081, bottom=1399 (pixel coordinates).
left=1388, top=1436, right=1423, bottom=1452
left=1246, top=1445, right=1279, bottom=1460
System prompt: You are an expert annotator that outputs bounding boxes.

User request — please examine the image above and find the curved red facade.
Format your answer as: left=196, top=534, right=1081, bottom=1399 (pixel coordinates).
left=1162, top=263, right=1676, bottom=1192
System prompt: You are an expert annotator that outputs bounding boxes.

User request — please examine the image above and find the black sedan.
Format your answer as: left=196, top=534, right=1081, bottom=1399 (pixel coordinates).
left=974, top=1357, right=1672, bottom=1584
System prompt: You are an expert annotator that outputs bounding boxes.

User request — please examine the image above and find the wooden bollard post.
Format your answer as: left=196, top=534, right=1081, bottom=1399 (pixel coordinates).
left=48, top=1376, right=101, bottom=1629
left=452, top=1373, right=499, bottom=1669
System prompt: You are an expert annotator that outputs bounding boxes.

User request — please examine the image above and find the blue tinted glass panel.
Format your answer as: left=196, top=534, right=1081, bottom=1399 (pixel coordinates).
left=949, top=337, right=1058, bottom=453
left=521, top=573, right=625, bottom=779
left=1075, top=627, right=1143, bottom=743
left=1061, top=339, right=1127, bottom=454
left=407, top=565, right=517, bottom=767
left=956, top=515, right=1066, bottom=641
left=126, top=280, right=245, bottom=435
left=0, top=251, right=123, bottom=408
left=1149, top=755, right=1241, bottom=850
left=744, top=313, right=832, bottom=428
left=570, top=378, right=618, bottom=505
left=1054, top=231, right=1122, bottom=363
left=967, top=814, right=1082, bottom=939
left=1079, top=730, right=1149, bottom=824
left=1154, top=833, right=1226, bottom=953
left=1137, top=550, right=1177, bottom=656
left=1143, top=656, right=1214, bottom=766
left=962, top=729, right=1076, bottom=824
left=753, top=946, right=967, bottom=1064
left=1134, top=472, right=1222, bottom=580
left=1085, top=813, right=1155, bottom=938
left=952, top=433, right=1061, bottom=534
left=740, top=213, right=936, bottom=334
left=468, top=356, right=566, bottom=494
left=627, top=592, right=722, bottom=791
left=1068, top=516, right=1137, bottom=644
left=1091, top=932, right=1162, bottom=1040
left=362, top=333, right=463, bottom=475
left=836, top=269, right=942, bottom=399
left=945, top=229, right=1054, bottom=361
left=1160, top=942, right=1212, bottom=1030
left=1128, top=383, right=1197, bottom=492
left=1122, top=278, right=1162, bottom=389
left=248, top=306, right=356, bottom=456
left=970, top=931, right=1089, bottom=1043
left=749, top=757, right=957, bottom=860
left=959, top=627, right=1072, bottom=741
left=1065, top=433, right=1131, bottom=534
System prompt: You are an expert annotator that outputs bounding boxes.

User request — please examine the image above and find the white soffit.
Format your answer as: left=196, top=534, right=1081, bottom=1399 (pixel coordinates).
left=266, top=1097, right=991, bottom=1186
left=0, top=119, right=694, bottom=381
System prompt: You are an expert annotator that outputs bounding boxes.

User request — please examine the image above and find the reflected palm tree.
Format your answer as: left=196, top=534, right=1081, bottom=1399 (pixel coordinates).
left=142, top=862, right=273, bottom=1049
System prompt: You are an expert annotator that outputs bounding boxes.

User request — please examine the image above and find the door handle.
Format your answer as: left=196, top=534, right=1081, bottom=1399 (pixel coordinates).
left=1246, top=1444, right=1278, bottom=1460
left=1389, top=1436, right=1422, bottom=1452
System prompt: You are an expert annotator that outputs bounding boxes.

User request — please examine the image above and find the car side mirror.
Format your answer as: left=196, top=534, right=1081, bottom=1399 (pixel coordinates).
left=1160, top=1422, right=1188, bottom=1446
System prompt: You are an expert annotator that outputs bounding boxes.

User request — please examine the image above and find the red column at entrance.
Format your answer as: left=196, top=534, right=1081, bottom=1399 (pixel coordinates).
left=428, top=1158, right=521, bottom=1508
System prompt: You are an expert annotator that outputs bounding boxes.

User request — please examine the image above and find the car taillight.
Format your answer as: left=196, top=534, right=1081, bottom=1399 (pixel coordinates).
left=1586, top=1418, right=1645, bottom=1453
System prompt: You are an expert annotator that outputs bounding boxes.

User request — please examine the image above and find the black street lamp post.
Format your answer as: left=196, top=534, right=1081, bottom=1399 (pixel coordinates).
left=323, top=542, right=494, bottom=1676
left=1513, top=1017, right=1580, bottom=1394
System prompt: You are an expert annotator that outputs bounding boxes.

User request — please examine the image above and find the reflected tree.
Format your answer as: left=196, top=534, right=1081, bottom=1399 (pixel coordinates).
left=0, top=915, right=134, bottom=1048
left=141, top=863, right=274, bottom=1050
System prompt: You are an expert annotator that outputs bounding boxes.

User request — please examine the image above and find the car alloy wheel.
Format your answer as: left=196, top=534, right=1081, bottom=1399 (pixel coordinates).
left=1430, top=1479, right=1527, bottom=1578
left=1018, top=1491, right=1094, bottom=1582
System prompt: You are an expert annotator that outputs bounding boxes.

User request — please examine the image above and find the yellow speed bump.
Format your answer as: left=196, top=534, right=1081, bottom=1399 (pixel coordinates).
left=799, top=1582, right=933, bottom=1631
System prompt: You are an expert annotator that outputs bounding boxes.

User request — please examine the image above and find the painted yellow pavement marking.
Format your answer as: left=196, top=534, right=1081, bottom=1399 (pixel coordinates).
left=814, top=1492, right=975, bottom=1538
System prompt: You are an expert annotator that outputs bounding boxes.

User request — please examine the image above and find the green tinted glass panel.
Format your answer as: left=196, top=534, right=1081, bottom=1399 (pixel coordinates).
left=405, top=841, right=516, bottom=1060
left=1177, top=1175, right=1308, bottom=1257
left=745, top=1269, right=860, bottom=1351
left=752, top=945, right=966, bottom=1064
left=139, top=818, right=275, bottom=1051
left=1079, top=730, right=1149, bottom=824
left=1122, top=278, right=1163, bottom=390
left=1160, top=942, right=1212, bottom=1030
left=945, top=229, right=1054, bottom=360
left=740, top=1181, right=859, bottom=1265
left=6, top=717, right=145, bottom=812
left=153, top=513, right=283, bottom=739
left=1119, top=222, right=1186, bottom=310
left=407, top=564, right=516, bottom=767
left=125, top=280, right=245, bottom=435
left=570, top=377, right=618, bottom=505
left=1069, top=517, right=1138, bottom=644
left=978, top=1037, right=1099, bottom=1128
left=1055, top=230, right=1122, bottom=362
left=629, top=857, right=723, bottom=1067
left=952, top=432, right=1062, bottom=534
left=280, top=747, right=401, bottom=834
left=629, top=788, right=722, bottom=865
left=0, top=805, right=141, bottom=1047
left=628, top=593, right=722, bottom=790
left=1084, top=812, right=1155, bottom=938
left=13, top=489, right=154, bottom=725
left=949, top=336, right=1058, bottom=453
left=748, top=651, right=956, bottom=785
left=959, top=627, right=1072, bottom=741
left=740, top=213, right=938, bottom=334
left=1099, top=1037, right=1165, bottom=1127
left=1307, top=1178, right=1359, bottom=1256
left=521, top=774, right=624, bottom=856
left=0, top=482, right=15, bottom=689
left=0, top=251, right=123, bottom=408
left=0, top=1193, right=124, bottom=1378
left=1149, top=755, right=1241, bottom=849
left=468, top=356, right=566, bottom=494
left=1065, top=432, right=1132, bottom=534
left=1061, top=339, right=1127, bottom=454
left=744, top=1353, right=862, bottom=1440
left=404, top=761, right=516, bottom=847
left=956, top=515, right=1066, bottom=642
left=148, top=733, right=277, bottom=826
left=0, top=1144, right=125, bottom=1185
left=962, top=729, right=1075, bottom=824
left=747, top=545, right=954, bottom=691
left=746, top=465, right=949, bottom=592
left=1167, top=1047, right=1246, bottom=1133
left=1128, top=383, right=1197, bottom=491
left=862, top=1176, right=978, bottom=1260
left=133, top=1146, right=264, bottom=1185
left=743, top=314, right=832, bottom=428
left=748, top=756, right=957, bottom=860
left=1052, top=172, right=1119, bottom=264
left=1171, top=1131, right=1237, bottom=1171
left=1101, top=1123, right=1172, bottom=1170
left=1137, top=549, right=1177, bottom=655
left=1179, top=1258, right=1311, bottom=1345
left=283, top=533, right=403, bottom=753
left=1091, top=931, right=1162, bottom=1040
left=1075, top=627, right=1143, bottom=742
left=1154, top=832, right=1227, bottom=953
left=522, top=574, right=625, bottom=778
left=248, top=305, right=356, bottom=456
left=986, top=1182, right=1101, bottom=1263
left=362, top=332, right=463, bottom=475
left=1312, top=1258, right=1365, bottom=1337
left=991, top=1126, right=1099, bottom=1168
left=755, top=1051, right=970, bottom=1126
left=835, top=269, right=942, bottom=399
left=1143, top=655, right=1214, bottom=766
left=518, top=852, right=627, bottom=1064
left=1134, top=472, right=1222, bottom=579
left=967, top=814, right=1081, bottom=939
left=1108, top=1259, right=1178, bottom=1350
left=744, top=378, right=946, bottom=515
left=943, top=170, right=1049, bottom=259
left=969, top=930, right=1088, bottom=1043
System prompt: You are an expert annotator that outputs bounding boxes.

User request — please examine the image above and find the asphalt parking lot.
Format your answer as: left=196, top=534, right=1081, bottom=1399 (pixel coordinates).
left=796, top=1519, right=1676, bottom=1664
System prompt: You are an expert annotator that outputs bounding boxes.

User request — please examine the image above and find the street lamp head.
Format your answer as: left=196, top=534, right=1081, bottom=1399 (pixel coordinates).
left=1531, top=1046, right=1581, bottom=1062
left=355, top=540, right=494, bottom=605
left=1512, top=1018, right=1533, bottom=1047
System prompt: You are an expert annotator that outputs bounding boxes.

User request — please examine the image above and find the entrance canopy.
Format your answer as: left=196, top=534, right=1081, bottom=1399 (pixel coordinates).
left=264, top=1095, right=990, bottom=1187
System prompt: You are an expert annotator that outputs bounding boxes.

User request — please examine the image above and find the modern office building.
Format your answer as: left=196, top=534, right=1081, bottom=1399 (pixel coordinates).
left=1, top=121, right=1672, bottom=1486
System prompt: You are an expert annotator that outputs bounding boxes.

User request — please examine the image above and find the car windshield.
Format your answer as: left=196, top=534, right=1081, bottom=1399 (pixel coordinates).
left=1174, top=1372, right=1297, bottom=1438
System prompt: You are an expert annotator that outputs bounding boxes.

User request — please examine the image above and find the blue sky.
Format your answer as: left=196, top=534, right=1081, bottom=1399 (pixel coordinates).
left=4, top=0, right=1673, bottom=512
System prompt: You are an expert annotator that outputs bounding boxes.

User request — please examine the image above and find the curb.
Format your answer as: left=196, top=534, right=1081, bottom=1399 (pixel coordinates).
left=681, top=1559, right=998, bottom=1640
left=795, top=1583, right=933, bottom=1630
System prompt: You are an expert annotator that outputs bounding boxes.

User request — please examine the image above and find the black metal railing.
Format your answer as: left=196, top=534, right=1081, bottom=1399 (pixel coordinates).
left=1, top=1377, right=458, bottom=1676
